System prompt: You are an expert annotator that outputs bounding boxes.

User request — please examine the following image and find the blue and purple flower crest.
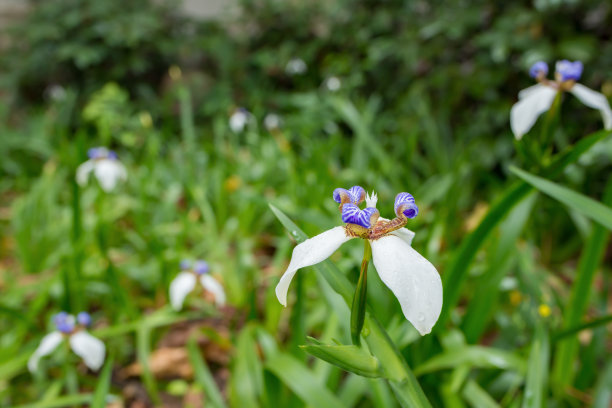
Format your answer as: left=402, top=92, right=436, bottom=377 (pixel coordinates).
left=87, top=147, right=117, bottom=160
left=555, top=60, right=583, bottom=82
left=180, top=259, right=191, bottom=270
left=529, top=61, right=548, bottom=79
left=333, top=186, right=366, bottom=205
left=342, top=204, right=379, bottom=229
left=53, top=312, right=75, bottom=334
left=193, top=260, right=210, bottom=275
left=76, top=312, right=91, bottom=327
left=394, top=192, right=419, bottom=219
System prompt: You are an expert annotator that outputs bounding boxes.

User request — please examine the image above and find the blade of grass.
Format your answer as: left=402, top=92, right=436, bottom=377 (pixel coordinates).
left=551, top=178, right=612, bottom=389
left=521, top=324, right=549, bottom=408
left=11, top=394, right=92, bottom=408
left=462, top=379, right=500, bottom=408
left=187, top=336, right=227, bottom=408
left=91, top=356, right=113, bottom=408
left=136, top=325, right=160, bottom=406
left=415, top=346, right=526, bottom=376
left=265, top=352, right=347, bottom=408
left=510, top=167, right=612, bottom=230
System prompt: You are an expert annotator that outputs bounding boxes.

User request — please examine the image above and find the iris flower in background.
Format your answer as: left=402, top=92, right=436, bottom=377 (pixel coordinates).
left=229, top=107, right=251, bottom=133
left=324, top=76, right=342, bottom=92
left=285, top=58, right=307, bottom=75
left=169, top=260, right=226, bottom=311
left=28, top=312, right=105, bottom=372
left=264, top=113, right=282, bottom=131
left=510, top=60, right=612, bottom=139
left=76, top=147, right=127, bottom=192
left=275, top=186, right=443, bottom=335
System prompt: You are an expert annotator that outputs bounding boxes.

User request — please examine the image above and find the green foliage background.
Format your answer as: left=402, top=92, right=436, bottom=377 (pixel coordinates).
left=0, top=0, right=610, bottom=406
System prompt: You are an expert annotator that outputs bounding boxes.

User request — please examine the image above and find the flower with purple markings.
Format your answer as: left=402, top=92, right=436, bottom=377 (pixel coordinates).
left=169, top=259, right=226, bottom=310
left=76, top=147, right=127, bottom=192
left=28, top=312, right=105, bottom=372
left=275, top=186, right=442, bottom=335
left=511, top=60, right=612, bottom=139
left=229, top=108, right=252, bottom=133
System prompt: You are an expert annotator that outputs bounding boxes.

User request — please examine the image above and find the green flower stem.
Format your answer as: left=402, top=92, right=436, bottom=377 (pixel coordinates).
left=351, top=240, right=371, bottom=345
left=538, top=91, right=562, bottom=166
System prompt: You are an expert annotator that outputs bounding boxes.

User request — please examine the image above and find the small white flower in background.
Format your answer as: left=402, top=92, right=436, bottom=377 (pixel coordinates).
left=45, top=84, right=67, bottom=102
left=511, top=60, right=612, bottom=139
left=276, top=186, right=443, bottom=335
left=169, top=260, right=226, bottom=311
left=264, top=113, right=282, bottom=131
left=285, top=58, right=307, bottom=76
left=324, top=76, right=341, bottom=92
left=76, top=147, right=127, bottom=192
left=229, top=108, right=251, bottom=133
left=28, top=312, right=105, bottom=372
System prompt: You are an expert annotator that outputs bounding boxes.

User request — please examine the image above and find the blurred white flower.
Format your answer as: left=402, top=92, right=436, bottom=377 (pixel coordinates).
left=28, top=312, right=105, bottom=372
left=276, top=187, right=442, bottom=335
left=264, top=113, right=282, bottom=131
left=324, top=76, right=341, bottom=92
left=285, top=58, right=307, bottom=75
left=229, top=108, right=250, bottom=133
left=170, top=260, right=226, bottom=310
left=76, top=147, right=127, bottom=192
left=511, top=60, right=612, bottom=139
left=45, top=84, right=67, bottom=102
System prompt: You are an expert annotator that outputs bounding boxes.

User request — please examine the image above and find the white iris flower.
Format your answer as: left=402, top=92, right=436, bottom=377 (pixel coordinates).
left=169, top=260, right=226, bottom=311
left=511, top=60, right=612, bottom=139
left=76, top=147, right=127, bottom=192
left=275, top=186, right=443, bottom=335
left=28, top=312, right=105, bottom=372
left=285, top=58, right=307, bottom=76
left=229, top=108, right=252, bottom=133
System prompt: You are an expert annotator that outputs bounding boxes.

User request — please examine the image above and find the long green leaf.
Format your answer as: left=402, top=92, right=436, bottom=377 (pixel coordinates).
left=12, top=394, right=92, bottom=408
left=510, top=167, right=612, bottom=230
left=187, top=337, right=227, bottom=408
left=462, top=380, right=500, bottom=408
left=552, top=178, right=612, bottom=389
left=265, top=352, right=347, bottom=408
left=415, top=346, right=526, bottom=376
left=91, top=357, right=114, bottom=408
left=439, top=130, right=611, bottom=328
left=522, top=325, right=549, bottom=408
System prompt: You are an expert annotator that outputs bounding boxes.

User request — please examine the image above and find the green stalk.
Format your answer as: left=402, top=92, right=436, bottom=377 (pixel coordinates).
left=538, top=91, right=562, bottom=166
left=552, top=177, right=612, bottom=391
left=351, top=240, right=371, bottom=345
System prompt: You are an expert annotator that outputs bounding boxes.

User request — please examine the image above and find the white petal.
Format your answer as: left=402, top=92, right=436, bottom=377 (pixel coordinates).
left=276, top=226, right=354, bottom=306
left=200, top=275, right=226, bottom=306
left=570, top=83, right=612, bottom=130
left=169, top=272, right=197, bottom=311
left=510, top=84, right=558, bottom=140
left=76, top=160, right=95, bottom=186
left=390, top=228, right=415, bottom=246
left=371, top=235, right=442, bottom=335
left=94, top=160, right=127, bottom=192
left=28, top=331, right=64, bottom=373
left=518, top=84, right=543, bottom=100
left=69, top=331, right=105, bottom=371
